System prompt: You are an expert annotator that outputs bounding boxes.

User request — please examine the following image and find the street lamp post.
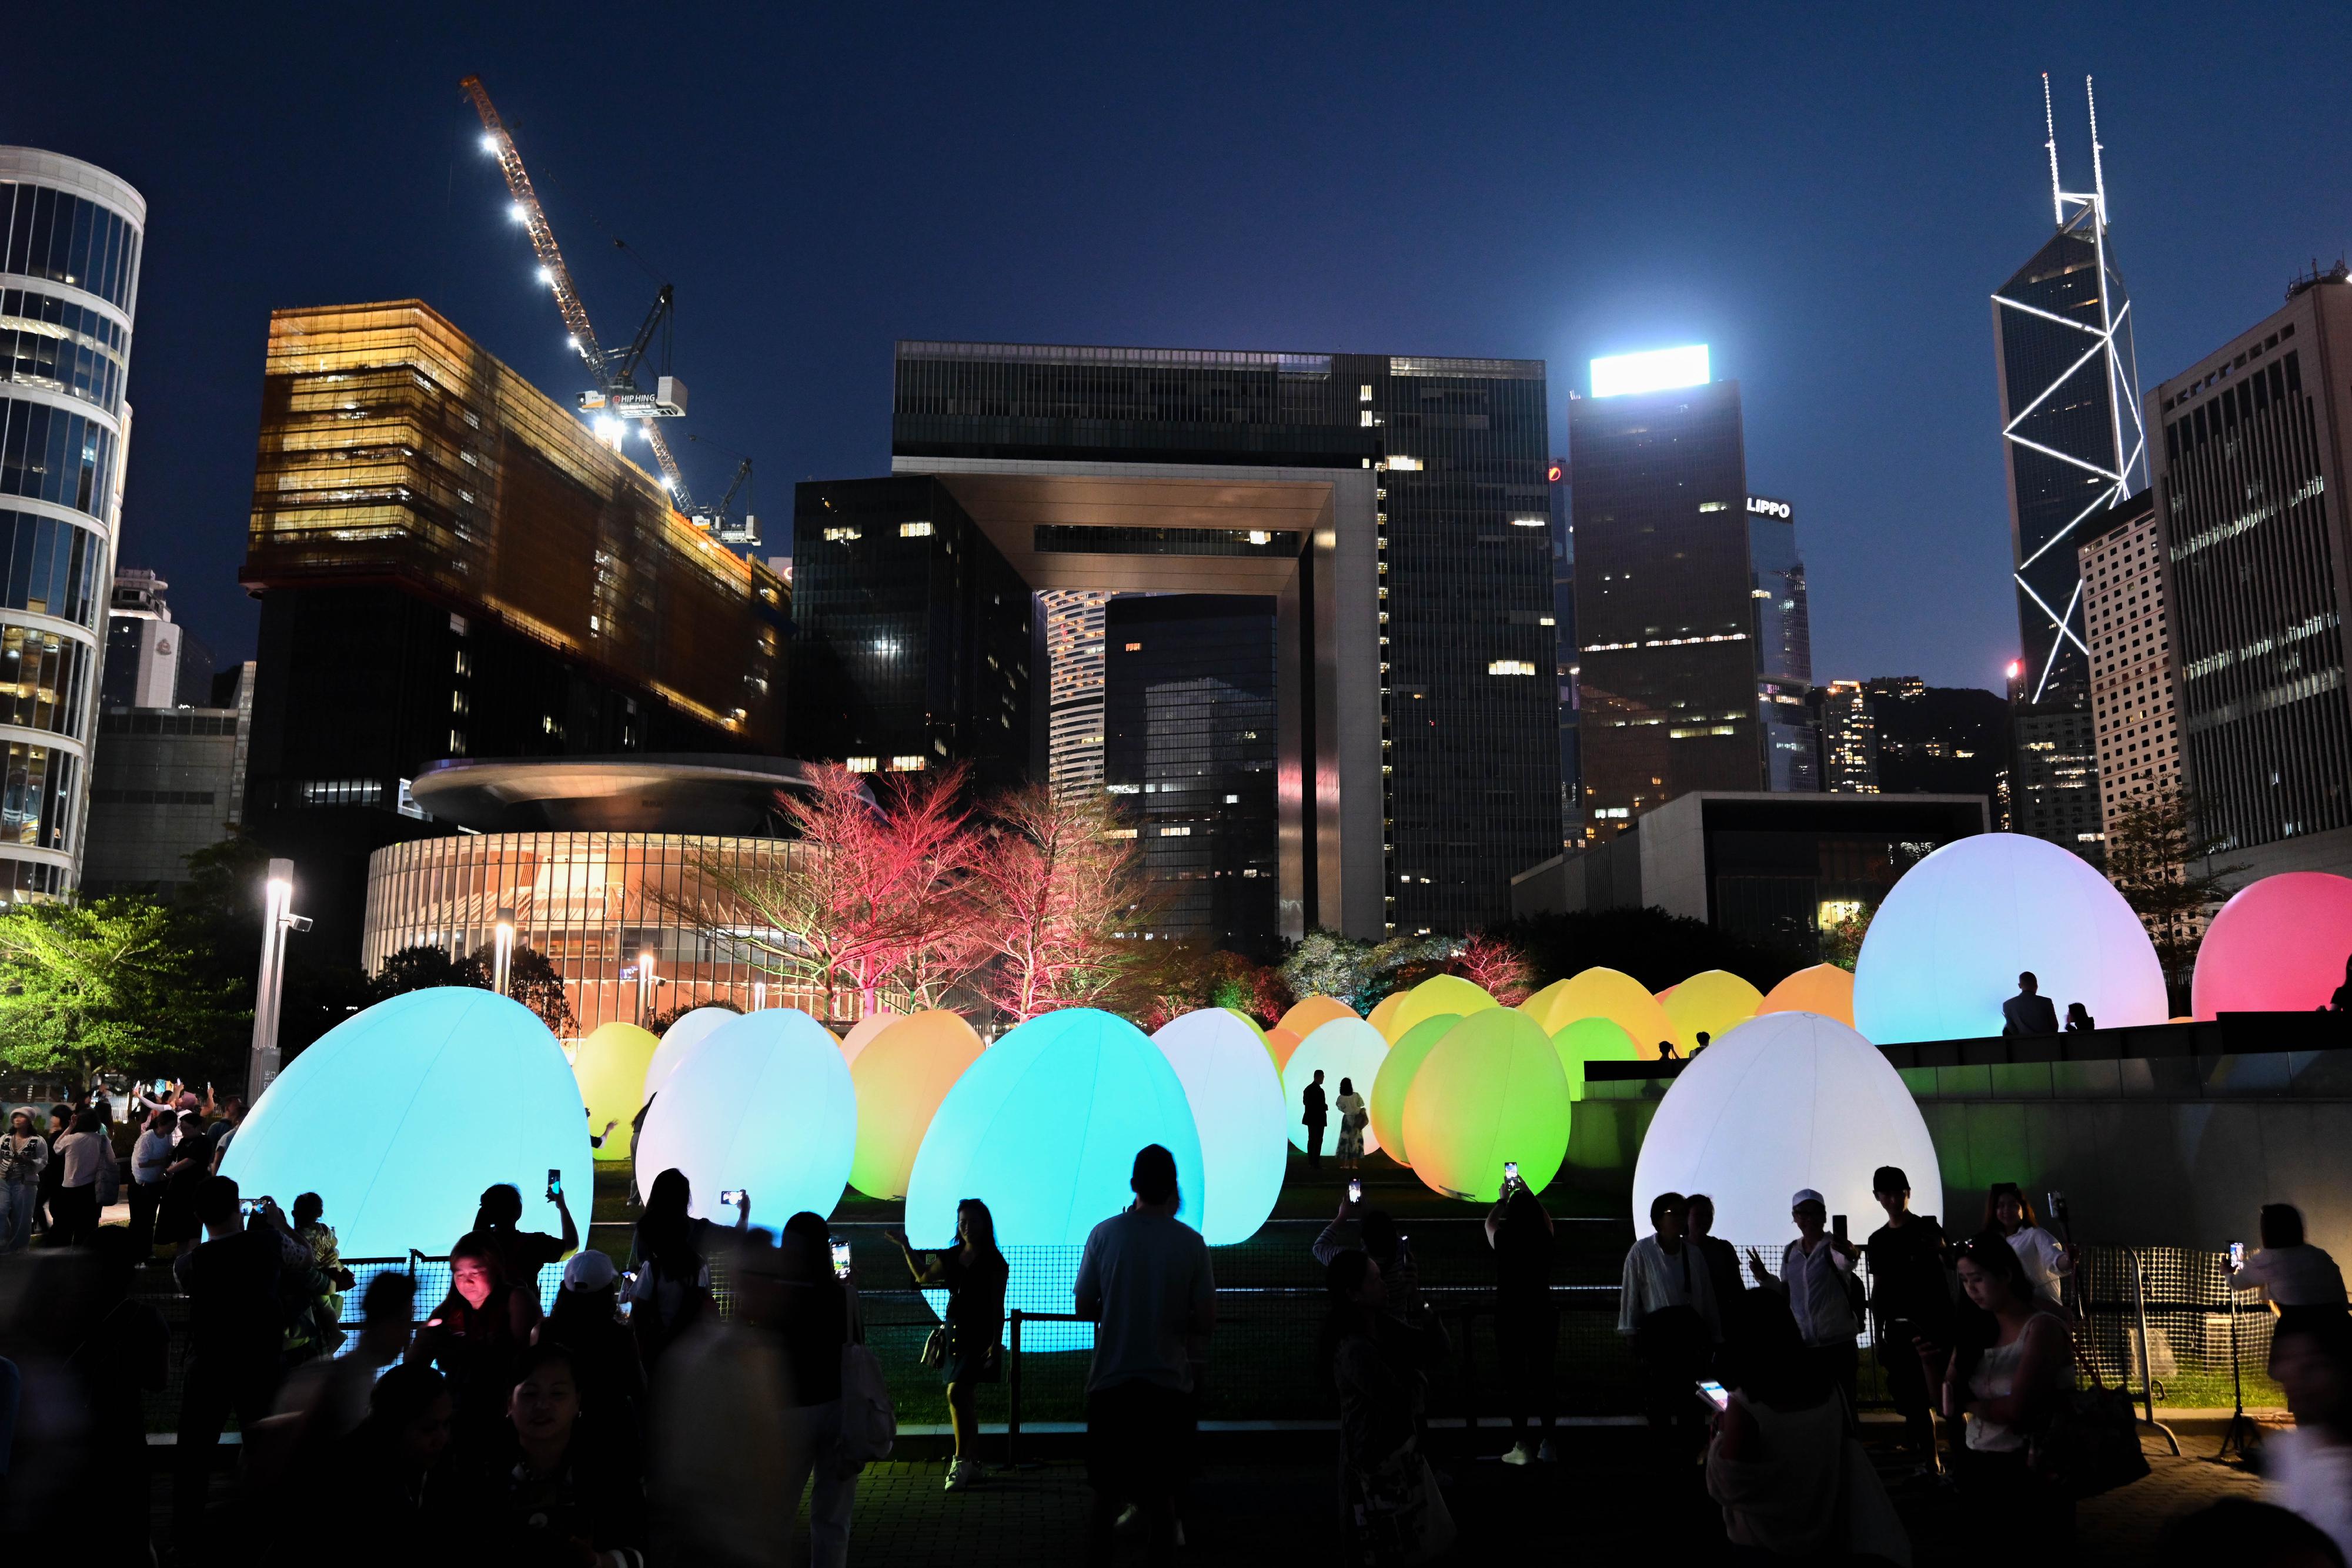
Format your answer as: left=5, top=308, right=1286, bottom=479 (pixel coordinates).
left=637, top=948, right=657, bottom=1025
left=492, top=907, right=517, bottom=997
left=246, top=858, right=312, bottom=1103
left=751, top=979, right=767, bottom=1012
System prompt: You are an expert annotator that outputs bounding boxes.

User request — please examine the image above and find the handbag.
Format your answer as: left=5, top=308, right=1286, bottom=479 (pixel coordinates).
left=920, top=1325, right=950, bottom=1369
left=1348, top=1443, right=1455, bottom=1567
left=2028, top=1326, right=2150, bottom=1499
left=837, top=1339, right=897, bottom=1466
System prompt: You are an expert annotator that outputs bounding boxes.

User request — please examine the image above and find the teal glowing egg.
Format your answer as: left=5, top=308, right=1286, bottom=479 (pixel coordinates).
left=642, top=1006, right=740, bottom=1104
left=1151, top=1008, right=1286, bottom=1245
left=222, top=987, right=591, bottom=1259
left=635, top=1008, right=856, bottom=1225
left=1281, top=1018, right=1389, bottom=1154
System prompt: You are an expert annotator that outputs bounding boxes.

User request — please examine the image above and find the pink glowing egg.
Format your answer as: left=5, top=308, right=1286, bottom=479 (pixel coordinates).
left=2191, top=872, right=2352, bottom=1019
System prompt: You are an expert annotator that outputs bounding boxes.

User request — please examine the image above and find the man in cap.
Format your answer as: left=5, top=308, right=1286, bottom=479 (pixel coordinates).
left=1746, top=1187, right=1862, bottom=1413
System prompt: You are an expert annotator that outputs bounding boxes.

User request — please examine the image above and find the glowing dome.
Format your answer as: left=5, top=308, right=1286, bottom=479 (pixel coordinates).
left=642, top=1006, right=740, bottom=1104
left=223, top=988, right=590, bottom=1258
left=2192, top=872, right=2352, bottom=1018
left=636, top=1009, right=856, bottom=1225
left=1151, top=1009, right=1287, bottom=1244
left=1401, top=1008, right=1571, bottom=1202
left=1278, top=996, right=1357, bottom=1038
left=1853, top=833, right=2167, bottom=1043
left=840, top=1005, right=903, bottom=1068
left=1521, top=968, right=1673, bottom=1058
left=1387, top=975, right=1497, bottom=1040
left=1282, top=1018, right=1390, bottom=1154
left=1365, top=992, right=1409, bottom=1043
left=1632, top=1011, right=1941, bottom=1247
left=1551, top=1015, right=1639, bottom=1099
left=571, top=1021, right=658, bottom=1162
left=1264, top=1026, right=1303, bottom=1069
left=1367, top=1013, right=1459, bottom=1167
left=848, top=1010, right=984, bottom=1201
left=1757, top=964, right=1856, bottom=1027
left=1662, top=970, right=1762, bottom=1054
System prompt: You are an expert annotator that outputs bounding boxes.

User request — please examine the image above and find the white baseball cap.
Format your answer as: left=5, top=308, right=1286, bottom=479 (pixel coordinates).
left=1790, top=1188, right=1826, bottom=1210
left=562, top=1249, right=619, bottom=1292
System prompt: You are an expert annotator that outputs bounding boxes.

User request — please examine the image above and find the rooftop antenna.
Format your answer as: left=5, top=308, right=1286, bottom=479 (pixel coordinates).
left=2085, top=75, right=2109, bottom=225
left=2042, top=73, right=2063, bottom=228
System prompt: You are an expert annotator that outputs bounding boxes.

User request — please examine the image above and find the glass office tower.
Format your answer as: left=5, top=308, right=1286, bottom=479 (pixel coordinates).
left=1747, top=494, right=1816, bottom=791
left=0, top=149, right=143, bottom=899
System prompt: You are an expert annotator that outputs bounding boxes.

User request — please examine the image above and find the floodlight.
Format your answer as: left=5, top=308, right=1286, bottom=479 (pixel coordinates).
left=1590, top=345, right=1710, bottom=398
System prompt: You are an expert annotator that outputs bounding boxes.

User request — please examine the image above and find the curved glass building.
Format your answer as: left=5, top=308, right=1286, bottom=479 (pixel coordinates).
left=0, top=148, right=143, bottom=898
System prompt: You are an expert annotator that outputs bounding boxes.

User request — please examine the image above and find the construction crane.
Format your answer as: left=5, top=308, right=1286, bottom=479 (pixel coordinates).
left=460, top=74, right=693, bottom=507
left=687, top=435, right=760, bottom=547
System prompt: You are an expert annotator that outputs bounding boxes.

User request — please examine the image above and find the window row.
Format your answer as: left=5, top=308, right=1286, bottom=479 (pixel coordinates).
left=0, top=183, right=141, bottom=312
left=0, top=288, right=127, bottom=355
left=0, top=623, right=89, bottom=736
left=2, top=323, right=124, bottom=413
left=0, top=508, right=103, bottom=627
left=0, top=740, right=75, bottom=850
left=0, top=397, right=116, bottom=520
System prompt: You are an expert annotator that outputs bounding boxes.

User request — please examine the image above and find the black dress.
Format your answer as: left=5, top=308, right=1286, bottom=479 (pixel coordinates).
left=938, top=1248, right=1007, bottom=1384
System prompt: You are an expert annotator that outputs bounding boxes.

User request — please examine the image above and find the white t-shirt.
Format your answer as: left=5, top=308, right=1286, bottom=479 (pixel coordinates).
left=2266, top=1427, right=2352, bottom=1565
left=2231, top=1245, right=2348, bottom=1309
left=2004, top=1226, right=2069, bottom=1300
left=1778, top=1237, right=1857, bottom=1348
left=1073, top=1208, right=1214, bottom=1393
left=1616, top=1234, right=1719, bottom=1338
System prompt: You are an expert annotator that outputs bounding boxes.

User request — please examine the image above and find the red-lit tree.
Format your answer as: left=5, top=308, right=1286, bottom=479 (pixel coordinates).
left=1454, top=931, right=1533, bottom=1006
left=969, top=785, right=1155, bottom=1022
left=863, top=764, right=991, bottom=1008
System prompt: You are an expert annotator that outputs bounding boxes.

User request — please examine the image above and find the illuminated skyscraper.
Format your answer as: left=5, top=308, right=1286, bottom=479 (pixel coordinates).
left=1747, top=494, right=1816, bottom=791
left=1041, top=588, right=1110, bottom=798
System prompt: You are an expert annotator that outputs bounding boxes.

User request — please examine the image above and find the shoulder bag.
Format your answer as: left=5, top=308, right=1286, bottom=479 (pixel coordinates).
left=2027, top=1320, right=2150, bottom=1499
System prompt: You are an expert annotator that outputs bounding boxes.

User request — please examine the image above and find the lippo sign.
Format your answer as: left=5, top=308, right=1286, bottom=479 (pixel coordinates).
left=1746, top=495, right=1792, bottom=520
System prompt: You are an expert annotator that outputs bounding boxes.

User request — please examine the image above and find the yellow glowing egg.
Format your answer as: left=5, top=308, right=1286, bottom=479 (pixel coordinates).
left=1385, top=974, right=1496, bottom=1041
left=1278, top=996, right=1358, bottom=1038
left=1368, top=1012, right=1461, bottom=1166
left=1756, top=964, right=1856, bottom=1027
left=848, top=1009, right=985, bottom=1201
left=1520, top=967, right=1674, bottom=1059
left=1401, top=1009, right=1572, bottom=1202
left=1365, top=992, right=1408, bottom=1042
left=840, top=1005, right=904, bottom=1067
left=572, top=1021, right=659, bottom=1162
left=1264, top=1026, right=1303, bottom=1069
left=1550, top=1015, right=1640, bottom=1099
left=1662, top=970, right=1763, bottom=1054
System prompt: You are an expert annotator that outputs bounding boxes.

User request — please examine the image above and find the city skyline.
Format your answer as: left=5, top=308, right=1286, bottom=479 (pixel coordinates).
left=11, top=5, right=2349, bottom=696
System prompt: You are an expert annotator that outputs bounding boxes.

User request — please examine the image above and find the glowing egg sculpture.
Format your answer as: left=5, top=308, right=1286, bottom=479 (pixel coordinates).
left=1521, top=967, right=1673, bottom=1059
left=1632, top=1010, right=1940, bottom=1247
left=571, top=1021, right=659, bottom=1162
left=1282, top=1018, right=1390, bottom=1154
left=1151, top=1008, right=1287, bottom=1243
left=906, top=1008, right=1204, bottom=1348
left=642, top=1006, right=741, bottom=1104
left=1757, top=964, right=1856, bottom=1027
left=1264, top=1026, right=1303, bottom=1070
left=1365, top=992, right=1409, bottom=1043
left=636, top=1008, right=856, bottom=1224
left=840, top=1005, right=903, bottom=1068
left=1662, top=970, right=1763, bottom=1054
left=1278, top=996, right=1357, bottom=1039
left=1853, top=833, right=2167, bottom=1043
left=2191, top=872, right=2352, bottom=1018
left=1387, top=975, right=1497, bottom=1040
left=1368, top=1013, right=1460, bottom=1166
left=1401, top=1008, right=1571, bottom=1202
left=1551, top=1015, right=1640, bottom=1099
left=848, top=1010, right=985, bottom=1201
left=223, top=988, right=590, bottom=1259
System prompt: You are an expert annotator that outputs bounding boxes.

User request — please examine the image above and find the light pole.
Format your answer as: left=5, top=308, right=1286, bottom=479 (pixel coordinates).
left=492, top=907, right=517, bottom=997
left=637, top=948, right=657, bottom=1025
left=246, top=858, right=312, bottom=1103
left=751, top=978, right=767, bottom=1012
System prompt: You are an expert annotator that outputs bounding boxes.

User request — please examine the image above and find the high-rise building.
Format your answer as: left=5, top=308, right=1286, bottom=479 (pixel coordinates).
left=1041, top=588, right=1111, bottom=797
left=1813, top=680, right=1878, bottom=793
left=2076, top=490, right=2180, bottom=837
left=2150, top=265, right=2352, bottom=874
left=1861, top=677, right=2011, bottom=802
left=1547, top=457, right=1579, bottom=845
left=0, top=149, right=143, bottom=900
left=1570, top=349, right=1765, bottom=835
left=1102, top=595, right=1279, bottom=956
left=1747, top=494, right=1817, bottom=791
left=797, top=340, right=1558, bottom=940
left=239, top=301, right=790, bottom=954
left=103, top=569, right=210, bottom=708
left=1990, top=79, right=2145, bottom=855
left=84, top=661, right=253, bottom=895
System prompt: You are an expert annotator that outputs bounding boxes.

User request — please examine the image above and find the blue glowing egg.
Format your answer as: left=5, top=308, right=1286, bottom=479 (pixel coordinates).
left=1853, top=832, right=2167, bottom=1044
left=1281, top=1018, right=1389, bottom=1154
left=1151, top=1008, right=1286, bottom=1245
left=636, top=1008, right=856, bottom=1225
left=641, top=1005, right=741, bottom=1104
left=222, top=987, right=591, bottom=1259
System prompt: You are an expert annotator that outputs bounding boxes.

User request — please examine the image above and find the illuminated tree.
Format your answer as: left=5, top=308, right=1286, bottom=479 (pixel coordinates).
left=970, top=785, right=1156, bottom=1021
left=0, top=897, right=242, bottom=1085
left=1454, top=931, right=1533, bottom=1006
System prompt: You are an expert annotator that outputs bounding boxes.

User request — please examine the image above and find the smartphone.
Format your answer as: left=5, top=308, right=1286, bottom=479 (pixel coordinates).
left=720, top=1188, right=746, bottom=1207
left=1832, top=1213, right=1848, bottom=1242
left=618, top=1269, right=638, bottom=1321
left=238, top=1198, right=260, bottom=1218
left=1503, top=1161, right=1520, bottom=1188
left=1347, top=1178, right=1363, bottom=1204
left=546, top=1167, right=562, bottom=1201
left=1696, top=1379, right=1730, bottom=1412
left=2229, top=1241, right=2246, bottom=1269
left=831, top=1239, right=852, bottom=1280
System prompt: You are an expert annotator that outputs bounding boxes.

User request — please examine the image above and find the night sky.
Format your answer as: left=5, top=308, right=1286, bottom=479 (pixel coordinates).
left=9, top=4, right=2348, bottom=691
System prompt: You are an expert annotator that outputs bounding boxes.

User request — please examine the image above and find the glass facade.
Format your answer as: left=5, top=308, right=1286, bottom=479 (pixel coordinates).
left=0, top=396, right=117, bottom=516
left=0, top=182, right=141, bottom=312
left=0, top=509, right=102, bottom=626
left=361, top=831, right=814, bottom=1037
left=0, top=623, right=88, bottom=736
left=1104, top=595, right=1279, bottom=957
left=2, top=287, right=129, bottom=414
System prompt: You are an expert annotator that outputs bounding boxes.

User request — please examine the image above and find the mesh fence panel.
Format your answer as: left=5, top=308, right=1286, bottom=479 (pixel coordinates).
left=2069, top=1243, right=2279, bottom=1409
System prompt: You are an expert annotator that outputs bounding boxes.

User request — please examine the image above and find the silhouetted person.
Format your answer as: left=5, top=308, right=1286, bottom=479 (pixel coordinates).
left=172, top=1177, right=302, bottom=1557
left=2001, top=972, right=2059, bottom=1037
left=2064, top=1002, right=2095, bottom=1032
left=2329, top=953, right=2352, bottom=1013
left=1301, top=1070, right=1328, bottom=1171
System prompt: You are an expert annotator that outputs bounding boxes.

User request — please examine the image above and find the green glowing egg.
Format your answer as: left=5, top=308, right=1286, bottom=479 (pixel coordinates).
left=1401, top=1008, right=1572, bottom=1203
left=1368, top=1012, right=1461, bottom=1167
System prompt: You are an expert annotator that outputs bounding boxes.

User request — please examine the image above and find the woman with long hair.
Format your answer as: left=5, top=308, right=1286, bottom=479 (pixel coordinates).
left=624, top=1168, right=744, bottom=1369
left=2231, top=1203, right=2350, bottom=1372
left=1486, top=1179, right=1558, bottom=1465
left=1984, top=1182, right=2072, bottom=1308
left=483, top=1343, right=649, bottom=1568
left=407, top=1233, right=542, bottom=1459
left=778, top=1211, right=857, bottom=1568
left=1334, top=1077, right=1369, bottom=1171
left=889, top=1197, right=1007, bottom=1490
left=1937, top=1232, right=2075, bottom=1537
left=1322, top=1250, right=1451, bottom=1557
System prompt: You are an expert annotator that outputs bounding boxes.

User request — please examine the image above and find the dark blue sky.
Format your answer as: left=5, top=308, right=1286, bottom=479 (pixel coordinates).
left=9, top=3, right=2348, bottom=690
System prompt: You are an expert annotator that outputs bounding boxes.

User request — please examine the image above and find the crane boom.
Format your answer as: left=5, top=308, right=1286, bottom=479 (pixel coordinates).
left=459, top=74, right=690, bottom=504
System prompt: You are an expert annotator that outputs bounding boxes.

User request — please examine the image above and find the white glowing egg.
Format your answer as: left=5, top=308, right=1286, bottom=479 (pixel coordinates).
left=1281, top=1018, right=1389, bottom=1155
left=641, top=1005, right=741, bottom=1104
left=223, top=987, right=591, bottom=1259
left=1631, top=1011, right=1942, bottom=1248
left=1151, top=1008, right=1287, bottom=1245
left=636, top=1008, right=856, bottom=1225
left=1853, top=832, right=2167, bottom=1044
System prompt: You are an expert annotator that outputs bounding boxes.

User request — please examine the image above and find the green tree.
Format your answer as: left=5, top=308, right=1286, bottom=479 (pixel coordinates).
left=1820, top=903, right=1875, bottom=972
left=370, top=943, right=469, bottom=998
left=368, top=941, right=577, bottom=1035
left=0, top=897, right=243, bottom=1085
left=2104, top=790, right=2244, bottom=1005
